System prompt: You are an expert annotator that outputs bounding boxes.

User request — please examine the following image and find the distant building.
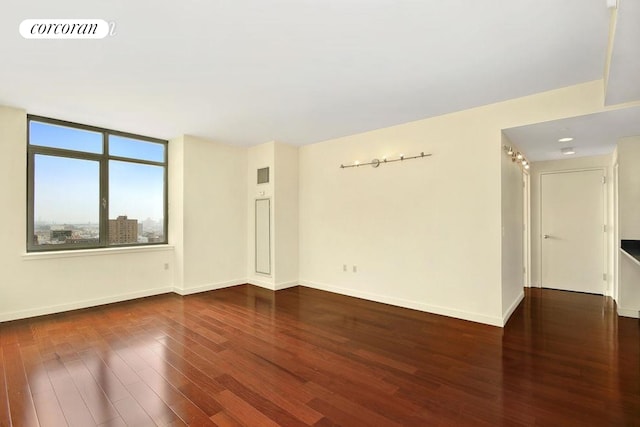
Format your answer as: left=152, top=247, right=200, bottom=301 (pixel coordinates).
left=66, top=237, right=100, bottom=245
left=109, top=215, right=138, bottom=244
left=147, top=235, right=163, bottom=243
left=51, top=229, right=72, bottom=242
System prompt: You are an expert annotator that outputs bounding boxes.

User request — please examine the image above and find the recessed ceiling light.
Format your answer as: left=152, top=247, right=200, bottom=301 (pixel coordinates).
left=561, top=147, right=576, bottom=155
left=558, top=137, right=574, bottom=142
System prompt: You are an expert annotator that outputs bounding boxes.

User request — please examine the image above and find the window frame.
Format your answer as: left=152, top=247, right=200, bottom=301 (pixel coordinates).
left=27, top=115, right=168, bottom=252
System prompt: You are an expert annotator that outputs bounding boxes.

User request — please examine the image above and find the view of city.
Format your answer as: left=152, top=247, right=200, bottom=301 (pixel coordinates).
left=29, top=119, right=167, bottom=249
left=33, top=216, right=164, bottom=246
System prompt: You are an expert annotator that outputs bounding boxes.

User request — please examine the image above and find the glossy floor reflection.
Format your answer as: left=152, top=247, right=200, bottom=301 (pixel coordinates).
left=0, top=286, right=638, bottom=426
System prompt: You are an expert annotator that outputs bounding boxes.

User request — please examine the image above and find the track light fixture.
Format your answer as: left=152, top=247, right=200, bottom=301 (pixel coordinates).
left=503, top=146, right=530, bottom=172
left=340, top=151, right=431, bottom=169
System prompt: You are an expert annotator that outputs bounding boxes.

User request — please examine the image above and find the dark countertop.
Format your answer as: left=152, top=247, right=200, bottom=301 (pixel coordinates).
left=621, top=240, right=640, bottom=263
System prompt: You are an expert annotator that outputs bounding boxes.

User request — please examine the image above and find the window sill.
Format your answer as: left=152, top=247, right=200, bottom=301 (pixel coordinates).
left=22, top=244, right=175, bottom=261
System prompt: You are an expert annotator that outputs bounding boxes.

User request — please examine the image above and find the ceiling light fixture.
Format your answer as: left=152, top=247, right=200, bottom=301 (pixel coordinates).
left=558, top=137, right=574, bottom=143
left=561, top=147, right=576, bottom=155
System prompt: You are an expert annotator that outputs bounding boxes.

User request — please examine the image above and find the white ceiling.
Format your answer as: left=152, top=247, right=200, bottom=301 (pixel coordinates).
left=504, top=0, right=640, bottom=162
left=605, top=0, right=640, bottom=105
left=0, top=0, right=624, bottom=146
left=503, top=106, right=640, bottom=162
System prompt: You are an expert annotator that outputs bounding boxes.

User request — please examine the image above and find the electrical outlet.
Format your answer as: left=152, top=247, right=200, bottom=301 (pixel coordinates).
left=164, top=263, right=169, bottom=270
left=353, top=265, right=357, bottom=273
left=343, top=264, right=347, bottom=272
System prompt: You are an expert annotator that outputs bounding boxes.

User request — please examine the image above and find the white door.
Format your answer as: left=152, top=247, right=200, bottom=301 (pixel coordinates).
left=541, top=169, right=605, bottom=294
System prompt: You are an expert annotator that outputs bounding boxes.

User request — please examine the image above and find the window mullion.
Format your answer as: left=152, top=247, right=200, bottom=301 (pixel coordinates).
left=26, top=151, right=36, bottom=251
left=100, top=132, right=109, bottom=247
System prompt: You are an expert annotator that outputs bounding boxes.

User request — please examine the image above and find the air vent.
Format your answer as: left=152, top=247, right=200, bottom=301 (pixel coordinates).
left=257, top=167, right=269, bottom=184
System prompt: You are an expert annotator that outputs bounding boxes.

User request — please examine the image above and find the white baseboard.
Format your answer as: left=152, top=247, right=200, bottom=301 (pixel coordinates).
left=174, top=279, right=246, bottom=296
left=274, top=281, right=298, bottom=291
left=247, top=278, right=275, bottom=290
left=617, top=307, right=640, bottom=318
left=502, top=290, right=525, bottom=326
left=246, top=280, right=299, bottom=291
left=1, top=280, right=523, bottom=326
left=0, top=286, right=173, bottom=323
left=299, top=280, right=504, bottom=327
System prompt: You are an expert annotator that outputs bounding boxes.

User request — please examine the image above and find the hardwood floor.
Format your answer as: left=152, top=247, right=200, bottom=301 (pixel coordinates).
left=0, top=285, right=638, bottom=426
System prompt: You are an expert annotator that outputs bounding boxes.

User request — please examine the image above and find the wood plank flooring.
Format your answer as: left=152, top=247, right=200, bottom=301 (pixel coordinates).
left=0, top=285, right=638, bottom=426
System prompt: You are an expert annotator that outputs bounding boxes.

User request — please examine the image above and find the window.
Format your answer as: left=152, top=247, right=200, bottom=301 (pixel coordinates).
left=27, top=116, right=168, bottom=251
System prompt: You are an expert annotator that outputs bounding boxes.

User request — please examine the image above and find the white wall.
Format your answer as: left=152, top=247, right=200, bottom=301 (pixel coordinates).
left=619, top=253, right=640, bottom=318
left=617, top=136, right=640, bottom=316
left=0, top=79, right=616, bottom=326
left=246, top=141, right=299, bottom=290
left=178, top=135, right=247, bottom=293
left=618, top=137, right=640, bottom=238
left=0, top=106, right=174, bottom=322
left=500, top=134, right=525, bottom=320
left=247, top=142, right=275, bottom=288
left=529, top=155, right=613, bottom=293
left=169, top=135, right=186, bottom=292
left=1, top=108, right=247, bottom=321
left=274, top=142, right=299, bottom=289
left=299, top=80, right=606, bottom=326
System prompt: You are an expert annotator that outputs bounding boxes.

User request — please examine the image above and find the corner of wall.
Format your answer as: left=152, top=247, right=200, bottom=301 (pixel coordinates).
left=168, top=135, right=186, bottom=292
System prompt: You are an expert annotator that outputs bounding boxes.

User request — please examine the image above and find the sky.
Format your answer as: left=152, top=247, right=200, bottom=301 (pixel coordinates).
left=31, top=120, right=165, bottom=224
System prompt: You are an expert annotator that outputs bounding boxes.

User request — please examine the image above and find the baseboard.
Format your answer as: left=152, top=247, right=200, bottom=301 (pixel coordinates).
left=299, top=280, right=504, bottom=327
left=247, top=278, right=275, bottom=290
left=502, top=290, right=525, bottom=326
left=174, top=279, right=246, bottom=296
left=0, top=279, right=296, bottom=323
left=274, top=281, right=298, bottom=291
left=1, top=279, right=519, bottom=326
left=617, top=307, right=640, bottom=318
left=0, top=286, right=174, bottom=323
left=246, top=280, right=298, bottom=291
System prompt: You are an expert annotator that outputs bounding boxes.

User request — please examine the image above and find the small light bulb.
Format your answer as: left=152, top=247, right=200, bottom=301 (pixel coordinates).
left=524, top=164, right=530, bottom=170
left=516, top=153, right=523, bottom=160
left=522, top=160, right=528, bottom=166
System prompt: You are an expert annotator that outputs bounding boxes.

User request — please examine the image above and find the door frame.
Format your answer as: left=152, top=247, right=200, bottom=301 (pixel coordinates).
left=613, top=162, right=619, bottom=301
left=538, top=167, right=608, bottom=292
left=523, top=170, right=531, bottom=287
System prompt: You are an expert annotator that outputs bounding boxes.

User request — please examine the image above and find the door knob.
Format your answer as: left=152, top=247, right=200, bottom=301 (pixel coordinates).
left=543, top=234, right=550, bottom=239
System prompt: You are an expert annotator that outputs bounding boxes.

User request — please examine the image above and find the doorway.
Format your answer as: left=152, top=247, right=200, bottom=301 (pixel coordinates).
left=540, top=169, right=606, bottom=294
